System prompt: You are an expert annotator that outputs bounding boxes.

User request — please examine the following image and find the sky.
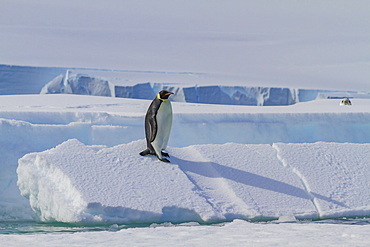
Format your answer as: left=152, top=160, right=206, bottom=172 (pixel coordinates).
left=1, top=0, right=369, bottom=90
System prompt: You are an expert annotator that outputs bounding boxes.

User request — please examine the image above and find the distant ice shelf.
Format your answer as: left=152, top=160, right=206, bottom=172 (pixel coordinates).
left=1, top=64, right=368, bottom=106
left=41, top=70, right=370, bottom=106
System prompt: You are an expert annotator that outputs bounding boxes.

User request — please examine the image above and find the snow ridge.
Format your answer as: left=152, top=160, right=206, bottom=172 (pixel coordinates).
left=273, top=144, right=320, bottom=217
left=272, top=143, right=369, bottom=219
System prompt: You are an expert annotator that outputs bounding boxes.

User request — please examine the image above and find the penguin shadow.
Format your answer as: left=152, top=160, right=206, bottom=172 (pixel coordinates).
left=170, top=156, right=348, bottom=208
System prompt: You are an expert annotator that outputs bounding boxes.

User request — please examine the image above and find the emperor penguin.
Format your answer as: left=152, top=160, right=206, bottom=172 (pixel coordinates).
left=140, top=90, right=174, bottom=162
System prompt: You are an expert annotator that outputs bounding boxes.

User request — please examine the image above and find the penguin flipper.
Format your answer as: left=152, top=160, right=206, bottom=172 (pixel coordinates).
left=148, top=114, right=157, bottom=143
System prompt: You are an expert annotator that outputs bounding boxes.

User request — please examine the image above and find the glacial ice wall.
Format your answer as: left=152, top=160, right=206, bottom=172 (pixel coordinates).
left=40, top=71, right=369, bottom=106
left=40, top=71, right=113, bottom=97
left=0, top=64, right=66, bottom=95
left=1, top=64, right=368, bottom=106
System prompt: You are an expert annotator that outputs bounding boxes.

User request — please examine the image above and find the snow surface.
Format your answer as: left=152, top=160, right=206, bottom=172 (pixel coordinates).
left=16, top=139, right=370, bottom=223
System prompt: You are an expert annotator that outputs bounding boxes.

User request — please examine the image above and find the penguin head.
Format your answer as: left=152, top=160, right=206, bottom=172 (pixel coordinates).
left=158, top=90, right=174, bottom=100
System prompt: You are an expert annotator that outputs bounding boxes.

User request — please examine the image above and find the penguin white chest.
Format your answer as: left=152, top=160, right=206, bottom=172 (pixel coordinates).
left=152, top=100, right=172, bottom=153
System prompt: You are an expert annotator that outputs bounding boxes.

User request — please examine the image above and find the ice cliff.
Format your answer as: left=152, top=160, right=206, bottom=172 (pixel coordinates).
left=40, top=70, right=370, bottom=106
left=1, top=64, right=368, bottom=106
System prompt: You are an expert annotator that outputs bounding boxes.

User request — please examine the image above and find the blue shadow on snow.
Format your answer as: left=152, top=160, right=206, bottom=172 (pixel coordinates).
left=171, top=156, right=348, bottom=209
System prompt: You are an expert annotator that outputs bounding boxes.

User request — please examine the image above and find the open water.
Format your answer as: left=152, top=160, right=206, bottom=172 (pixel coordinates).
left=1, top=217, right=370, bottom=235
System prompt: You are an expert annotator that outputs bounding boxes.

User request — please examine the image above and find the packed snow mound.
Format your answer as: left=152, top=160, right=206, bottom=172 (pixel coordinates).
left=17, top=139, right=370, bottom=224
left=41, top=71, right=370, bottom=106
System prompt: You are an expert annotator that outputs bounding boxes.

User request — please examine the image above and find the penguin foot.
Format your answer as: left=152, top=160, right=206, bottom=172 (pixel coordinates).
left=159, top=158, right=170, bottom=163
left=140, top=149, right=155, bottom=156
left=161, top=151, right=170, bottom=158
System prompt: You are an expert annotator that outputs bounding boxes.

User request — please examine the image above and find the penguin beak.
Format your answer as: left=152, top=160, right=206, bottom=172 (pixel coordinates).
left=165, top=92, right=174, bottom=96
